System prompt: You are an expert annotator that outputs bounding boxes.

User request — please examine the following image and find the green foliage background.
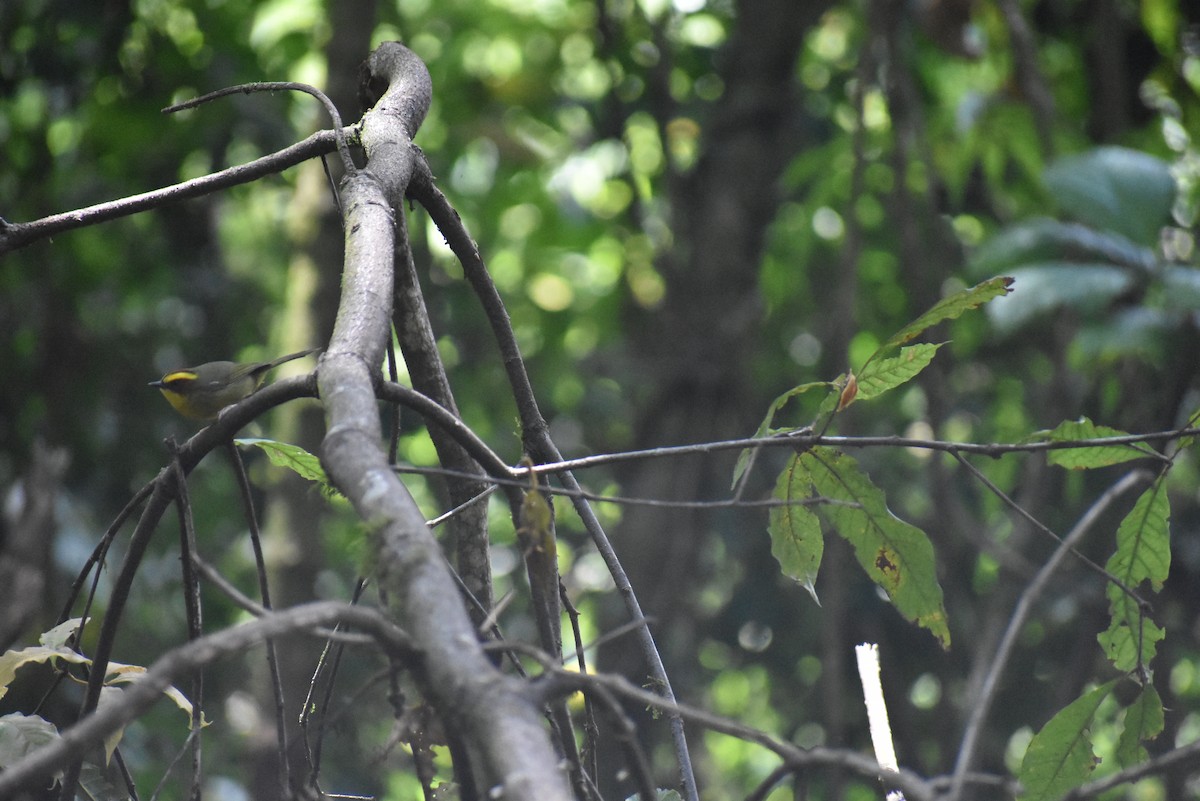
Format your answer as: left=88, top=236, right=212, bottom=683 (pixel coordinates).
left=2, top=0, right=1200, bottom=798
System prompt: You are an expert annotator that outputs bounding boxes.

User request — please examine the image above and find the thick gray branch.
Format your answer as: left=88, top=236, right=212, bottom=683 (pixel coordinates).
left=318, top=42, right=573, bottom=800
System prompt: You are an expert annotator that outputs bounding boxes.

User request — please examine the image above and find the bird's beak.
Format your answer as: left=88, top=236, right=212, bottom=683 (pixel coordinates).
left=148, top=380, right=164, bottom=388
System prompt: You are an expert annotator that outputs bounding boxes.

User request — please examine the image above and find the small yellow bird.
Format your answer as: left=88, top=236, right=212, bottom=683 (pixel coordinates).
left=150, top=349, right=317, bottom=420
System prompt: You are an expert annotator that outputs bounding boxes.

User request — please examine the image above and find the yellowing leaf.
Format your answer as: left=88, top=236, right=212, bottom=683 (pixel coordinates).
left=107, top=666, right=209, bottom=729
left=39, top=618, right=84, bottom=649
left=0, top=646, right=92, bottom=702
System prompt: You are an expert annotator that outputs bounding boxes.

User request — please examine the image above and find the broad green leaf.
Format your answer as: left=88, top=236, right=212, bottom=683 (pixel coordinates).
left=1074, top=306, right=1173, bottom=362
left=1116, top=684, right=1163, bottom=768
left=1018, top=680, right=1118, bottom=801
left=1107, top=480, right=1171, bottom=596
left=855, top=343, right=943, bottom=401
left=768, top=455, right=823, bottom=604
left=237, top=437, right=340, bottom=498
left=802, top=447, right=950, bottom=648
left=732, top=380, right=831, bottom=488
left=1043, top=147, right=1175, bottom=246
left=1037, top=417, right=1149, bottom=469
left=1160, top=266, right=1200, bottom=312
left=884, top=276, right=1013, bottom=348
left=968, top=217, right=1153, bottom=277
left=986, top=264, right=1135, bottom=334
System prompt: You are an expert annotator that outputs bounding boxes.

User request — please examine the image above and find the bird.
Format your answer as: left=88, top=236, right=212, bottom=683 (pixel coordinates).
left=149, top=348, right=317, bottom=420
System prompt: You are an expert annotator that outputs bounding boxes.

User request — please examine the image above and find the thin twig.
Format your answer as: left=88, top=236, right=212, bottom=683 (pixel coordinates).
left=169, top=441, right=204, bottom=801
left=163, top=81, right=355, bottom=174
left=226, top=442, right=292, bottom=795
left=521, top=654, right=935, bottom=801
left=947, top=468, right=1150, bottom=800
left=953, top=454, right=1150, bottom=608
left=409, top=153, right=699, bottom=799
left=399, top=463, right=856, bottom=510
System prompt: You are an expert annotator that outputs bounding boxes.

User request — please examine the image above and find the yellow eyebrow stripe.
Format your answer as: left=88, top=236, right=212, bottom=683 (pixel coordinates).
left=162, top=370, right=198, bottom=383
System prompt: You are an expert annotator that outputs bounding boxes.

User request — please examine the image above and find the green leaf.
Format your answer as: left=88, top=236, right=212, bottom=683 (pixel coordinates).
left=768, top=455, right=823, bottom=604
left=986, top=264, right=1135, bottom=334
left=968, top=217, right=1153, bottom=277
left=884, top=276, right=1013, bottom=349
left=1018, top=680, right=1118, bottom=801
left=1036, top=417, right=1149, bottom=469
left=237, top=437, right=340, bottom=498
left=732, top=380, right=831, bottom=489
left=1116, top=684, right=1163, bottom=768
left=1098, top=480, right=1170, bottom=671
left=1097, top=597, right=1165, bottom=672
left=1043, top=147, right=1175, bottom=246
left=801, top=447, right=950, bottom=648
left=855, top=343, right=943, bottom=401
left=1107, top=480, right=1171, bottom=596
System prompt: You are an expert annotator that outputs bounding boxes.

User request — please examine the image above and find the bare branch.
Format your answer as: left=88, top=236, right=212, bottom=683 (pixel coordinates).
left=163, top=80, right=356, bottom=174
left=0, top=130, right=345, bottom=255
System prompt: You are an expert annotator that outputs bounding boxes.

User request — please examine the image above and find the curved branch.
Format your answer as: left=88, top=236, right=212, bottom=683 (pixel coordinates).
left=0, top=129, right=345, bottom=255
left=164, top=81, right=356, bottom=174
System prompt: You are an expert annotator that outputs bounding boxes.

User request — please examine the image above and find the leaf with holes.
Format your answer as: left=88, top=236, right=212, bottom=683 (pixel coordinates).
left=1019, top=680, right=1118, bottom=801
left=1116, top=684, right=1163, bottom=768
